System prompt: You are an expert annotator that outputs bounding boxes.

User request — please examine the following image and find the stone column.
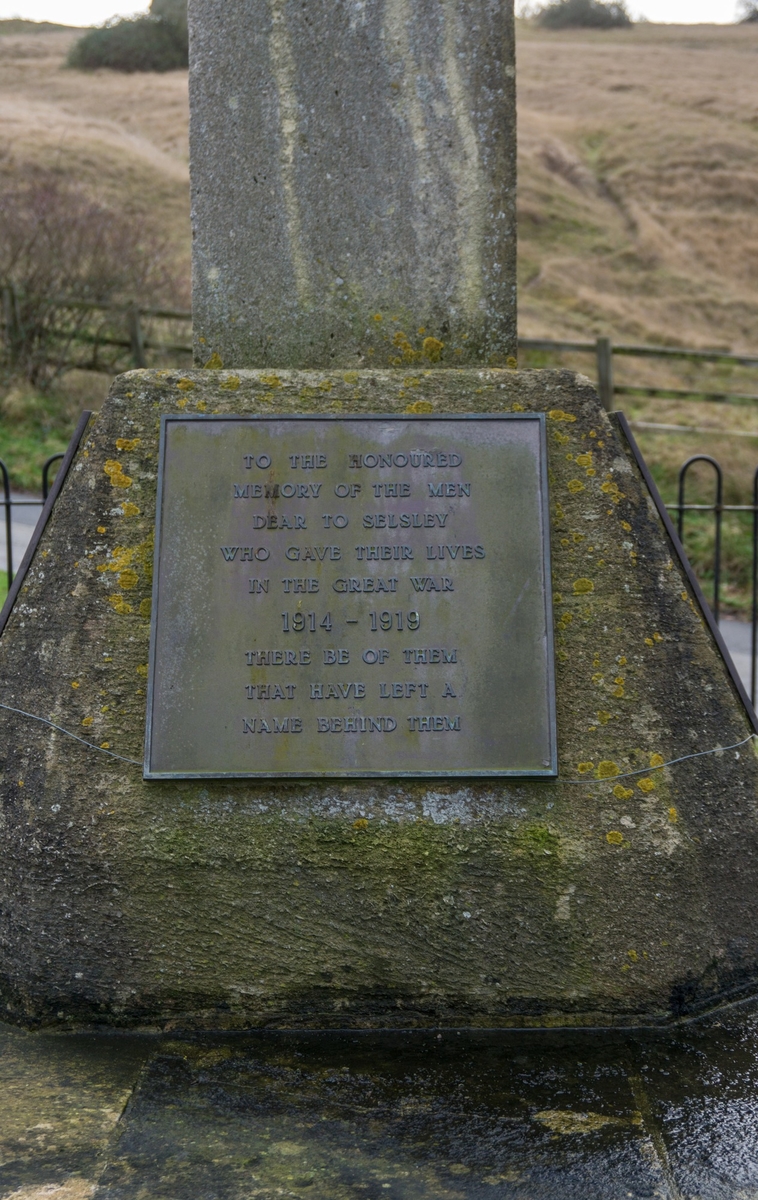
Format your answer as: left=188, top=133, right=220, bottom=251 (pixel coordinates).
left=189, top=0, right=516, bottom=369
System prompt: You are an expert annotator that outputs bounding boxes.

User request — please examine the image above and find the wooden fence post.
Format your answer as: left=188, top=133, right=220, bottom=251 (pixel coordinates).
left=127, top=303, right=147, bottom=369
left=596, top=336, right=614, bottom=412
left=2, top=285, right=17, bottom=360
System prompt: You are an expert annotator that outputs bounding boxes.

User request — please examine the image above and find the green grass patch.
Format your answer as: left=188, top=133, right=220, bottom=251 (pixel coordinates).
left=0, top=384, right=78, bottom=493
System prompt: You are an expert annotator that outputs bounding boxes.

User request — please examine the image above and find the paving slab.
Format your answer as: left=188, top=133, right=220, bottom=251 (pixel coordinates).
left=3, top=1010, right=758, bottom=1199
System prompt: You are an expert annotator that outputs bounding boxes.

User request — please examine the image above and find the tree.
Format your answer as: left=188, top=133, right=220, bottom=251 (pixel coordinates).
left=535, top=0, right=633, bottom=28
left=66, top=0, right=187, bottom=72
left=150, top=0, right=187, bottom=40
left=738, top=0, right=758, bottom=21
left=0, top=173, right=176, bottom=386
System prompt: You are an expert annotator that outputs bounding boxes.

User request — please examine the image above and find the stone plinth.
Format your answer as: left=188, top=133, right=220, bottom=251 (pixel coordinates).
left=1, top=368, right=757, bottom=1028
left=189, top=0, right=516, bottom=369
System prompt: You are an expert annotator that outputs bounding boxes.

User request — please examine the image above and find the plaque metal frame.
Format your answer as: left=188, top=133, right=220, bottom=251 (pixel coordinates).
left=144, top=413, right=557, bottom=780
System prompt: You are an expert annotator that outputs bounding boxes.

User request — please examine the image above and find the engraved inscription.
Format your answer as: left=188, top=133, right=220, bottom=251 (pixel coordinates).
left=146, top=415, right=556, bottom=777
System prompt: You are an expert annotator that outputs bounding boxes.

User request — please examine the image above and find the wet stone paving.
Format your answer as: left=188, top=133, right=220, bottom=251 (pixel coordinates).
left=2, top=1006, right=758, bottom=1200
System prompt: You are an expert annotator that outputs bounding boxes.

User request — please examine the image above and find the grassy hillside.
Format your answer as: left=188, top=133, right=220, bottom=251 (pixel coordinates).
left=0, top=22, right=757, bottom=609
left=517, top=21, right=758, bottom=354
left=0, top=20, right=80, bottom=35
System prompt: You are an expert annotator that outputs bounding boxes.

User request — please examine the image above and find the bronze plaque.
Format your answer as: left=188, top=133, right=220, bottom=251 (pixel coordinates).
left=145, top=415, right=556, bottom=778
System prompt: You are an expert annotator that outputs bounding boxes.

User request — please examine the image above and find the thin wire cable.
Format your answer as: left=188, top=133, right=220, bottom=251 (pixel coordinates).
left=559, top=733, right=757, bottom=784
left=0, top=702, right=141, bottom=767
left=0, top=701, right=754, bottom=781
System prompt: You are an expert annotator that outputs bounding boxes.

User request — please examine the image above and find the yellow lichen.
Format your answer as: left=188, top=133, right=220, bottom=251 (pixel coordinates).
left=139, top=598, right=152, bottom=618
left=506, top=356, right=518, bottom=369
left=575, top=453, right=593, bottom=468
left=118, top=569, right=139, bottom=590
left=573, top=578, right=594, bottom=595
left=650, top=753, right=664, bottom=768
left=600, top=480, right=624, bottom=504
left=71, top=681, right=80, bottom=689
left=637, top=777, right=656, bottom=793
left=668, top=806, right=678, bottom=823
left=511, top=402, right=525, bottom=412
left=103, top=460, right=132, bottom=489
left=260, top=374, right=282, bottom=388
left=353, top=817, right=369, bottom=830
left=577, top=761, right=594, bottom=774
left=606, top=830, right=623, bottom=845
left=597, top=710, right=612, bottom=724
left=621, top=521, right=631, bottom=532
left=597, top=760, right=619, bottom=779
left=422, top=337, right=444, bottom=362
left=405, top=400, right=434, bottom=414
left=644, top=637, right=654, bottom=647
left=108, top=595, right=133, bottom=615
left=373, top=313, right=383, bottom=322
left=97, top=526, right=106, bottom=534
left=204, top=353, right=223, bottom=369
left=136, top=664, right=148, bottom=676
left=548, top=410, right=577, bottom=423
left=176, top=378, right=196, bottom=391
left=554, top=431, right=569, bottom=445
left=627, top=949, right=638, bottom=961
left=100, top=742, right=111, bottom=750
left=121, top=503, right=140, bottom=517
left=82, top=716, right=94, bottom=728
left=567, top=479, right=584, bottom=494
left=101, top=546, right=135, bottom=574
left=115, top=437, right=141, bottom=452
left=613, top=785, right=634, bottom=801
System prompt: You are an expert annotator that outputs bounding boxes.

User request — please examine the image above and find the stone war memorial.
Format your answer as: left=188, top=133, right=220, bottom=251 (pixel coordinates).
left=1, top=0, right=758, bottom=1034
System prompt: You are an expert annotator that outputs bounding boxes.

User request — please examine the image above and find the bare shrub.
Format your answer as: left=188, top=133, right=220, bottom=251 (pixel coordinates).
left=0, top=173, right=178, bottom=387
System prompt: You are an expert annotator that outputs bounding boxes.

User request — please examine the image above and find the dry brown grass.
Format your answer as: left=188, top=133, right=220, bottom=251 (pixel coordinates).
left=0, top=30, right=190, bottom=285
left=517, top=21, right=758, bottom=355
left=2, top=24, right=755, bottom=354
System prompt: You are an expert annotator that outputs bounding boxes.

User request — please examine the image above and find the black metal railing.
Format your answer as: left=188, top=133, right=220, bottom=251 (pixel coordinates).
left=668, top=455, right=758, bottom=706
left=0, top=454, right=64, bottom=588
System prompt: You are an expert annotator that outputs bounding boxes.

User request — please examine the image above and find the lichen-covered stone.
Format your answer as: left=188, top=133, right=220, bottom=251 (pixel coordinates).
left=0, top=367, right=756, bottom=1029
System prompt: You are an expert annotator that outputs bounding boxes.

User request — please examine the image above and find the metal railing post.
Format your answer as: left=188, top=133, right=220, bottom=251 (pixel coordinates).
left=752, top=468, right=758, bottom=708
left=42, top=454, right=65, bottom=502
left=0, top=460, right=12, bottom=590
left=596, top=336, right=614, bottom=412
left=677, top=455, right=723, bottom=624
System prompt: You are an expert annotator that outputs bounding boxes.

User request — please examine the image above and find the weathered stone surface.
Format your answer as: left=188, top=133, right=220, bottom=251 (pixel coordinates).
left=0, top=367, right=757, bottom=1028
left=189, top=0, right=516, bottom=369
